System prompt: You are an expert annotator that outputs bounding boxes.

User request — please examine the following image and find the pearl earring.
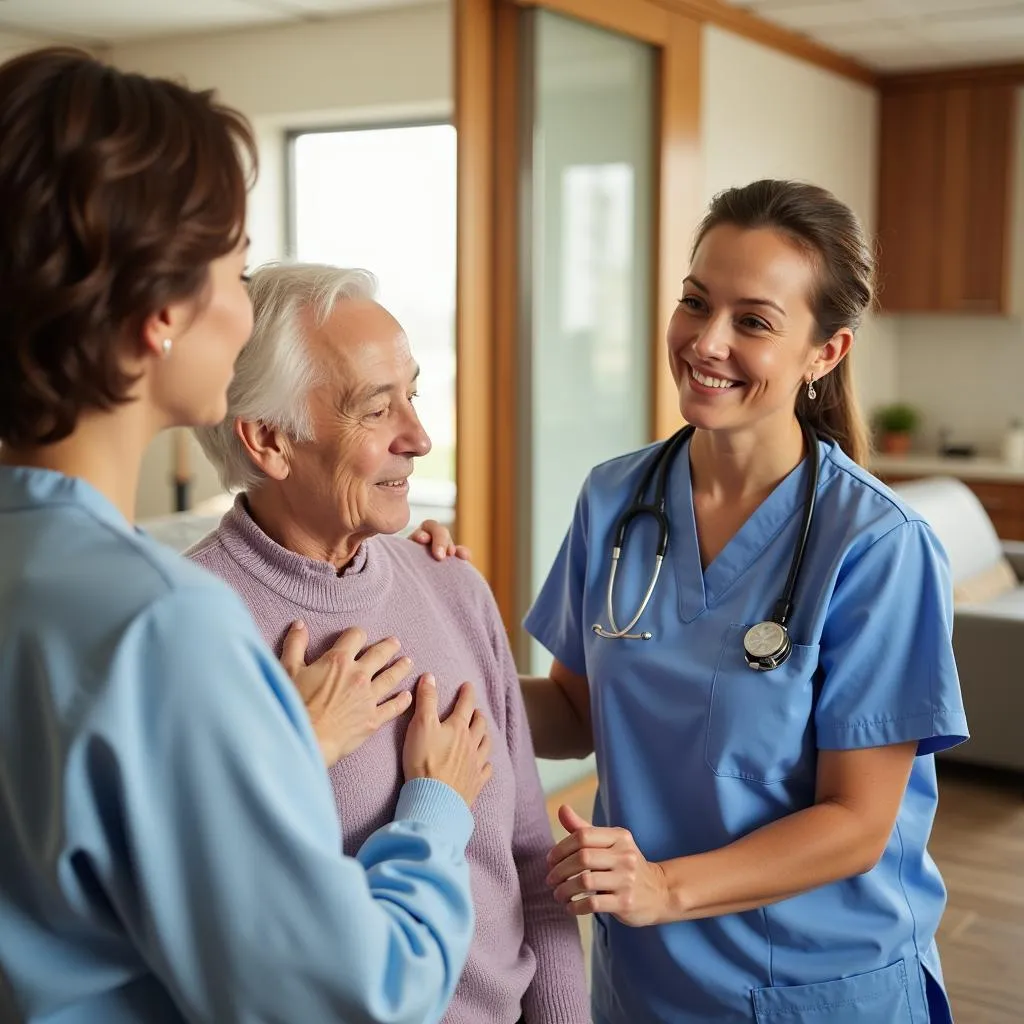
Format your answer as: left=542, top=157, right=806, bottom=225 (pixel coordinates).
left=161, top=338, right=173, bottom=358
left=806, top=377, right=817, bottom=401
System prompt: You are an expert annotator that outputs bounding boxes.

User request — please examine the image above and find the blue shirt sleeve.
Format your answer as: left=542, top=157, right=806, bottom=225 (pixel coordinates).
left=522, top=479, right=591, bottom=676
left=815, top=519, right=969, bottom=755
left=76, top=583, right=475, bottom=1024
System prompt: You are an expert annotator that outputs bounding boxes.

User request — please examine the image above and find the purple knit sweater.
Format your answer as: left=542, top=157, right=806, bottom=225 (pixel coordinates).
left=187, top=497, right=589, bottom=1024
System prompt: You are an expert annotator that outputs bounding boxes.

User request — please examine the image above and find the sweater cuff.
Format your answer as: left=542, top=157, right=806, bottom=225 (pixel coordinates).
left=395, top=778, right=474, bottom=851
left=522, top=981, right=593, bottom=1024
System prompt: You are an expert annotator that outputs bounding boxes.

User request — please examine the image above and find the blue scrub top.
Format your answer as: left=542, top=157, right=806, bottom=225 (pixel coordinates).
left=0, top=466, right=475, bottom=1024
left=524, top=436, right=968, bottom=1024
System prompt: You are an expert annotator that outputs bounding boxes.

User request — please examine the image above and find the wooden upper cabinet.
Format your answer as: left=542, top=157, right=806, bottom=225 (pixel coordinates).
left=939, top=85, right=1016, bottom=313
left=877, top=83, right=1017, bottom=314
left=877, top=89, right=945, bottom=312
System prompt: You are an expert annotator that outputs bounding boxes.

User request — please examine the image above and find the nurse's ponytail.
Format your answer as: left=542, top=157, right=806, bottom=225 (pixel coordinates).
left=691, top=180, right=874, bottom=467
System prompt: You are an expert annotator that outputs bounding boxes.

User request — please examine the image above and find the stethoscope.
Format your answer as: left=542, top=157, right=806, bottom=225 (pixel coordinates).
left=591, top=418, right=819, bottom=671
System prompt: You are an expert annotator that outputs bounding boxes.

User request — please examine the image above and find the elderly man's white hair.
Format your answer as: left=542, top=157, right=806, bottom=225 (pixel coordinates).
left=195, top=262, right=378, bottom=493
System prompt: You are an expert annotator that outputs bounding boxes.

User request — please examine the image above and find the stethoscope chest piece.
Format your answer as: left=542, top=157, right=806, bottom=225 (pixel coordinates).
left=743, top=620, right=793, bottom=671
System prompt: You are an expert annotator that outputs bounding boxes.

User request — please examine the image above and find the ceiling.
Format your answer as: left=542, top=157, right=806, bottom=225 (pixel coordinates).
left=0, top=0, right=1022, bottom=71
left=0, top=0, right=426, bottom=46
left=723, top=0, right=1024, bottom=71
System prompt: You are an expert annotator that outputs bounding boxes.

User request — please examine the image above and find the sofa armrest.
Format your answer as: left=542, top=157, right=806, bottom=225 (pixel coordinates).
left=1000, top=540, right=1024, bottom=580
left=949, top=607, right=1024, bottom=771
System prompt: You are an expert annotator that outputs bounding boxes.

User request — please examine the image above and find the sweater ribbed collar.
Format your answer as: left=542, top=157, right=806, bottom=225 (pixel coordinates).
left=216, top=493, right=394, bottom=614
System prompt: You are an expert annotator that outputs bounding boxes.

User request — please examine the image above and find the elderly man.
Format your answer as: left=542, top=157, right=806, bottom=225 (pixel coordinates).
left=189, top=263, right=589, bottom=1024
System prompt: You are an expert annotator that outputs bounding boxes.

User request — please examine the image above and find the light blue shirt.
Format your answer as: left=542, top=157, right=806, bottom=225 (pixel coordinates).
left=0, top=467, right=475, bottom=1024
left=525, top=437, right=968, bottom=1024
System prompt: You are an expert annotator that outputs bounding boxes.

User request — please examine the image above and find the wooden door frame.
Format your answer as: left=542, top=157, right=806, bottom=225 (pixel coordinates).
left=453, top=0, right=497, bottom=585
left=454, top=0, right=702, bottom=639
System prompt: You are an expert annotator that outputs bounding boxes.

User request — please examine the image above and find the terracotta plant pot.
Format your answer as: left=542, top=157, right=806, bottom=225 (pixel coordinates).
left=881, top=432, right=912, bottom=456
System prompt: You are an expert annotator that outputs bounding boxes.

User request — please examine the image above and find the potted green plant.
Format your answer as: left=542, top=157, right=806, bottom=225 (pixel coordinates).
left=873, top=403, right=920, bottom=455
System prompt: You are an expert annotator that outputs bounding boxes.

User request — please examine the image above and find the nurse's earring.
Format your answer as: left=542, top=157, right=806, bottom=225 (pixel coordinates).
left=806, top=376, right=817, bottom=401
left=160, top=338, right=173, bottom=359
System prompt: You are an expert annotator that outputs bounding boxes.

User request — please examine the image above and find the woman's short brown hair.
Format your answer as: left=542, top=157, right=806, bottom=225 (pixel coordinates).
left=0, top=47, right=257, bottom=447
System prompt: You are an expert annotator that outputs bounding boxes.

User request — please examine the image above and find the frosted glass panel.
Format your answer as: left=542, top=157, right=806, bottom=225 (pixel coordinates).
left=525, top=12, right=655, bottom=682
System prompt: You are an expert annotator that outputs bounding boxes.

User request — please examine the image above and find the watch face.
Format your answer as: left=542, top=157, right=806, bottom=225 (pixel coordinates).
left=744, top=621, right=786, bottom=659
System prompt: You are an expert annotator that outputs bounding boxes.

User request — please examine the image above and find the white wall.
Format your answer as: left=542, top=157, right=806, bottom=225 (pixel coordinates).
left=888, top=89, right=1024, bottom=455
left=106, top=2, right=451, bottom=517
left=701, top=26, right=899, bottom=419
left=0, top=30, right=54, bottom=61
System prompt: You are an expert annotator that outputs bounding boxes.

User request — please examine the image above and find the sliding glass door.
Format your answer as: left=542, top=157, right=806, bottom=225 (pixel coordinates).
left=453, top=0, right=701, bottom=658
left=521, top=11, right=655, bottom=683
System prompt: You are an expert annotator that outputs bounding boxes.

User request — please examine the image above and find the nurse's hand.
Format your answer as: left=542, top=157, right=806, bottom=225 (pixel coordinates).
left=546, top=805, right=670, bottom=928
left=409, top=520, right=472, bottom=562
left=281, top=622, right=414, bottom=766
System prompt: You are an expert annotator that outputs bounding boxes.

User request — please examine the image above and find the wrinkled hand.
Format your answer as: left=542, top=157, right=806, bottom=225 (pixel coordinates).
left=409, top=519, right=472, bottom=562
left=546, top=805, right=669, bottom=927
left=402, top=675, right=493, bottom=807
left=281, top=623, right=413, bottom=767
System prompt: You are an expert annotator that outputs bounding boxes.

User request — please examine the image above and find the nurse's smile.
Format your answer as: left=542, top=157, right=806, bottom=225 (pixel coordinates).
left=687, top=363, right=744, bottom=393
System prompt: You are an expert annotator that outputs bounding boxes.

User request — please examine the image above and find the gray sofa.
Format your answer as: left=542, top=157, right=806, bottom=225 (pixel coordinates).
left=892, top=475, right=1024, bottom=773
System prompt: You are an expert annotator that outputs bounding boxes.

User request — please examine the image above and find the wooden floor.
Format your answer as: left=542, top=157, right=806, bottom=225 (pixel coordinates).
left=929, top=763, right=1023, bottom=1024
left=545, top=761, right=1024, bottom=1022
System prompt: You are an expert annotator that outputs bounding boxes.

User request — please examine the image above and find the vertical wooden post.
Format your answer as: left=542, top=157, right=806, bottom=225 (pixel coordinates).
left=653, top=15, right=703, bottom=440
left=453, top=0, right=497, bottom=583
left=491, top=1, right=525, bottom=637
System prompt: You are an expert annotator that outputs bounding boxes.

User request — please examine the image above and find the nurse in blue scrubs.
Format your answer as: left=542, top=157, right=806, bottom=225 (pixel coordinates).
left=521, top=180, right=968, bottom=1023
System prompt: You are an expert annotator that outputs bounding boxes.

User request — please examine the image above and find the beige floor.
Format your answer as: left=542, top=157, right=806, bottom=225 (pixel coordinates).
left=545, top=762, right=1024, bottom=1023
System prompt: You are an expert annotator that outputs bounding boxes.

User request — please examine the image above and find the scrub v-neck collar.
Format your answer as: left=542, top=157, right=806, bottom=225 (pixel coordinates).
left=671, top=437, right=830, bottom=623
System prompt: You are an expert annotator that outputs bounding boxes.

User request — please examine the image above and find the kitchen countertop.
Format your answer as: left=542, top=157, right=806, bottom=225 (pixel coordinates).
left=871, top=453, right=1024, bottom=482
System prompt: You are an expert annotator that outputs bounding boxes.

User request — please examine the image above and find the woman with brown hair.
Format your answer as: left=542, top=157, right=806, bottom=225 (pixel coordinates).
left=519, top=180, right=967, bottom=1022
left=0, top=48, right=491, bottom=1023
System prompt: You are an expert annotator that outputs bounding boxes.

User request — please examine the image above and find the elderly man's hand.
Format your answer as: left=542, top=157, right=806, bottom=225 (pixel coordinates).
left=280, top=623, right=414, bottom=767
left=410, top=520, right=472, bottom=562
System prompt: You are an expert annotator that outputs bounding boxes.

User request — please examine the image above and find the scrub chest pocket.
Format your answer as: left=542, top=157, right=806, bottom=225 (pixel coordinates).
left=752, top=959, right=914, bottom=1022
left=707, top=624, right=820, bottom=784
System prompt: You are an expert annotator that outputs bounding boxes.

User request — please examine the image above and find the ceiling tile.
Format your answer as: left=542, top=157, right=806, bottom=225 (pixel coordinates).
left=811, top=24, right=930, bottom=50
left=0, top=0, right=288, bottom=42
left=269, top=0, right=430, bottom=12
left=753, top=0, right=858, bottom=10
left=888, top=0, right=1024, bottom=13
left=863, top=40, right=1024, bottom=69
left=759, top=3, right=898, bottom=31
left=919, top=11, right=1024, bottom=41
left=719, top=0, right=1024, bottom=70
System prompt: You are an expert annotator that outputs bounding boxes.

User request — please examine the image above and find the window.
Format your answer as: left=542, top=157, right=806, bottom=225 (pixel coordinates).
left=289, top=123, right=457, bottom=511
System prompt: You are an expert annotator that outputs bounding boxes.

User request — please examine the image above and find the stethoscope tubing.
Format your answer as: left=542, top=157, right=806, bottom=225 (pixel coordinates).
left=592, top=419, right=820, bottom=648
